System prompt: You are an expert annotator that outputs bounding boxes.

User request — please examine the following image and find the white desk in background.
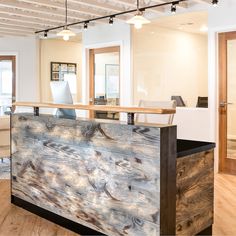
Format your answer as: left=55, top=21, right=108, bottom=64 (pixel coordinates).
left=173, top=107, right=213, bottom=142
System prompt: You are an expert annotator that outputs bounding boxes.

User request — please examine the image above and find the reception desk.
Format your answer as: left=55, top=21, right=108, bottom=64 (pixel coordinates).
left=10, top=103, right=215, bottom=236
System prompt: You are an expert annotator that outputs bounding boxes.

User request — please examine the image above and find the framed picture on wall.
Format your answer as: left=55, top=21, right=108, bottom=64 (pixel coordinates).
left=51, top=62, right=77, bottom=94
left=105, top=64, right=120, bottom=99
left=51, top=62, right=77, bottom=81
left=61, top=64, right=68, bottom=72
left=52, top=63, right=60, bottom=72
left=52, top=72, right=59, bottom=81
left=68, top=64, right=76, bottom=72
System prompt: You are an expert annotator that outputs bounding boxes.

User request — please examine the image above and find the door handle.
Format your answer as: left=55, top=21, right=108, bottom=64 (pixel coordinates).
left=219, top=101, right=233, bottom=107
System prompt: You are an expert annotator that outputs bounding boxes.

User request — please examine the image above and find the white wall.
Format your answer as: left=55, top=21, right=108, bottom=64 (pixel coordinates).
left=132, top=25, right=208, bottom=107
left=0, top=36, right=39, bottom=102
left=82, top=22, right=132, bottom=115
left=40, top=38, right=82, bottom=103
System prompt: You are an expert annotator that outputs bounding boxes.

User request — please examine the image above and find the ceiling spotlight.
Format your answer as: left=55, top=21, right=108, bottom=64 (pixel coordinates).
left=212, top=0, right=218, bottom=6
left=171, top=4, right=177, bottom=14
left=127, top=0, right=150, bottom=29
left=43, top=30, right=48, bottom=39
left=109, top=16, right=114, bottom=25
left=84, top=22, right=88, bottom=30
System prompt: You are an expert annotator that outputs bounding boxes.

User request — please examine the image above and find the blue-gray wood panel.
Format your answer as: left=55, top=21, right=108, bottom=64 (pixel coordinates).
left=11, top=114, right=165, bottom=236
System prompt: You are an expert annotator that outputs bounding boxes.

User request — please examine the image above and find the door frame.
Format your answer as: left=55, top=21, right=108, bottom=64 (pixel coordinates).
left=89, top=46, right=120, bottom=118
left=219, top=31, right=236, bottom=174
left=0, top=55, right=16, bottom=108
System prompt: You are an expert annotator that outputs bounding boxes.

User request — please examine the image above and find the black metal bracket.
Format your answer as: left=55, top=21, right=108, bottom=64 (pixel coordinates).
left=127, top=113, right=135, bottom=125
left=34, top=107, right=39, bottom=116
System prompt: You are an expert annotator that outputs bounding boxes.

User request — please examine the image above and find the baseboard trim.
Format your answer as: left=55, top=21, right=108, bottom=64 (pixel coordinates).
left=11, top=195, right=105, bottom=236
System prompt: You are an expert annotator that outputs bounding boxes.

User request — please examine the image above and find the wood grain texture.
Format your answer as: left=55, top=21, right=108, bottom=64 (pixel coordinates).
left=11, top=114, right=162, bottom=236
left=160, top=126, right=176, bottom=235
left=13, top=102, right=176, bottom=114
left=0, top=180, right=79, bottom=236
left=218, top=31, right=236, bottom=175
left=2, top=174, right=235, bottom=236
left=214, top=173, right=236, bottom=235
left=176, top=150, right=214, bottom=236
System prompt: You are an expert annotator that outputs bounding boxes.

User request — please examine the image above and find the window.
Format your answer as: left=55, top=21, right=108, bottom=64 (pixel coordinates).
left=0, top=61, right=13, bottom=96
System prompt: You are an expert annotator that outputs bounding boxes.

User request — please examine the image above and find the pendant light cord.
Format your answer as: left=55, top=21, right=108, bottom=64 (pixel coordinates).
left=65, top=0, right=68, bottom=26
left=137, top=0, right=139, bottom=10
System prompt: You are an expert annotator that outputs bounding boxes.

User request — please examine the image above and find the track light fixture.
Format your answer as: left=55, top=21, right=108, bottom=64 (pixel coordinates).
left=57, top=0, right=75, bottom=41
left=109, top=16, right=114, bottom=25
left=212, top=0, right=218, bottom=6
left=171, top=4, right=177, bottom=14
left=127, top=0, right=150, bottom=29
left=36, top=0, right=218, bottom=37
left=84, top=22, right=88, bottom=30
left=43, top=30, right=48, bottom=39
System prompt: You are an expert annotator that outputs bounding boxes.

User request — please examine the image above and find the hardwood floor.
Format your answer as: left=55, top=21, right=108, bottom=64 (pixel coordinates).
left=0, top=174, right=236, bottom=236
left=214, top=174, right=236, bottom=235
left=227, top=139, right=236, bottom=159
left=0, top=180, right=79, bottom=236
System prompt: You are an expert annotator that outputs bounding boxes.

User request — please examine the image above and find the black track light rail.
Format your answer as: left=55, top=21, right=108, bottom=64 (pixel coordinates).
left=35, top=0, right=186, bottom=34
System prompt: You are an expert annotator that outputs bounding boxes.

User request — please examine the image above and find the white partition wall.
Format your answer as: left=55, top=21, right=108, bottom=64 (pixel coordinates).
left=82, top=22, right=132, bottom=120
left=0, top=36, right=39, bottom=102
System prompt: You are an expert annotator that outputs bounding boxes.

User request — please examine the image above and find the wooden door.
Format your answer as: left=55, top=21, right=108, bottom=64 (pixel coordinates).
left=0, top=56, right=16, bottom=112
left=219, top=32, right=236, bottom=174
left=89, top=46, right=120, bottom=119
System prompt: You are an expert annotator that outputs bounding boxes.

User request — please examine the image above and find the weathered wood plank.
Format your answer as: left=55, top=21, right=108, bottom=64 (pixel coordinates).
left=11, top=114, right=162, bottom=236
left=176, top=150, right=214, bottom=236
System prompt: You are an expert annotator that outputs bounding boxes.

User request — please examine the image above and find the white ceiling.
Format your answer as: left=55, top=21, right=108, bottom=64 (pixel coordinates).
left=0, top=0, right=211, bottom=38
left=152, top=11, right=208, bottom=35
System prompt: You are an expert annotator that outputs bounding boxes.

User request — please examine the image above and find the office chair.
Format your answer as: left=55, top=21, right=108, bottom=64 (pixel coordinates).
left=136, top=100, right=177, bottom=125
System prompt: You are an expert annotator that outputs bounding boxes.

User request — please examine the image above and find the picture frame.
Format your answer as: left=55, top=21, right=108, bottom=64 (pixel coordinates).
left=51, top=62, right=77, bottom=81
left=68, top=64, right=76, bottom=73
left=52, top=72, right=59, bottom=81
left=105, top=64, right=120, bottom=99
left=52, top=63, right=59, bottom=72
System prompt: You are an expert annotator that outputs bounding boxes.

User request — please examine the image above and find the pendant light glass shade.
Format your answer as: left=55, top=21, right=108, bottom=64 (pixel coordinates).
left=127, top=10, right=150, bottom=29
left=57, top=0, right=76, bottom=41
left=57, top=26, right=76, bottom=41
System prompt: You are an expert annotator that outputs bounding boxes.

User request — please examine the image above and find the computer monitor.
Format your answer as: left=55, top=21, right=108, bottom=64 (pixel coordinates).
left=171, top=96, right=186, bottom=107
left=196, top=96, right=208, bottom=108
left=50, top=81, right=76, bottom=119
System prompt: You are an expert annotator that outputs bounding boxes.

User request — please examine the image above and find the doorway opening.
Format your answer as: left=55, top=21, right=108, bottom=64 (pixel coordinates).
left=219, top=32, right=236, bottom=175
left=89, top=46, right=120, bottom=120
left=0, top=56, right=16, bottom=115
left=0, top=55, right=15, bottom=179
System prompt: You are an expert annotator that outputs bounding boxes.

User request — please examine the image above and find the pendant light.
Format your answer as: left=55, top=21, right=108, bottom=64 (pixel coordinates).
left=127, top=0, right=150, bottom=29
left=57, top=0, right=75, bottom=41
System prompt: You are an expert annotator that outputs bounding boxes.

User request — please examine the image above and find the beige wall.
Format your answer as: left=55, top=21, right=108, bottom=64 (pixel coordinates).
left=132, top=25, right=208, bottom=107
left=40, top=38, right=82, bottom=102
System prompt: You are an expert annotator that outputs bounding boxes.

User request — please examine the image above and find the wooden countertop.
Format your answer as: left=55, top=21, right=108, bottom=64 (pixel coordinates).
left=13, top=102, right=176, bottom=115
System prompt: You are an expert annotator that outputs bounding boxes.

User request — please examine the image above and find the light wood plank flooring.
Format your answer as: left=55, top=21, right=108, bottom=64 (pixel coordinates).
left=0, top=174, right=236, bottom=236
left=227, top=140, right=236, bottom=159
left=214, top=174, right=236, bottom=235
left=0, top=180, right=79, bottom=236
